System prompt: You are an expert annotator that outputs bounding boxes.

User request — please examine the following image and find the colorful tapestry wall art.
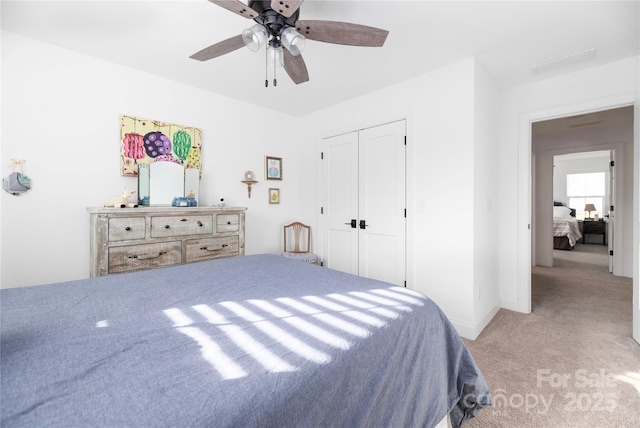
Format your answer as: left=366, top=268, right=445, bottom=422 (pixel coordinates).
left=120, top=115, right=202, bottom=176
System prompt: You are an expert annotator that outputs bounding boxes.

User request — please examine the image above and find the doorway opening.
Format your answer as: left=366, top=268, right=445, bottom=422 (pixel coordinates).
left=531, top=105, right=633, bottom=274
left=529, top=105, right=635, bottom=331
left=552, top=150, right=613, bottom=272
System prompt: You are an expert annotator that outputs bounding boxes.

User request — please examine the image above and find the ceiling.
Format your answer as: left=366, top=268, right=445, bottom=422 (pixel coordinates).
left=2, top=1, right=639, bottom=117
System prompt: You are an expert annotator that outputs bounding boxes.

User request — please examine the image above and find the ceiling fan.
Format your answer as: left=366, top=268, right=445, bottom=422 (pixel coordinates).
left=190, top=0, right=389, bottom=86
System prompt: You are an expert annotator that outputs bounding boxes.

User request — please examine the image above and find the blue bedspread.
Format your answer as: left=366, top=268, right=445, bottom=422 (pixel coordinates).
left=1, top=254, right=490, bottom=427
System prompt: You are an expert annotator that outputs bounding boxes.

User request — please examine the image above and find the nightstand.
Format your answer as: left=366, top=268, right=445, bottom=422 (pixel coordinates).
left=582, top=220, right=606, bottom=245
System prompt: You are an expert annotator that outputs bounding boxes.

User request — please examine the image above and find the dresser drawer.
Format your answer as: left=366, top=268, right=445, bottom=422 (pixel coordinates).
left=108, top=217, right=146, bottom=241
left=108, top=241, right=182, bottom=274
left=151, top=215, right=213, bottom=238
left=583, top=220, right=606, bottom=234
left=185, top=236, right=239, bottom=263
left=217, top=214, right=240, bottom=233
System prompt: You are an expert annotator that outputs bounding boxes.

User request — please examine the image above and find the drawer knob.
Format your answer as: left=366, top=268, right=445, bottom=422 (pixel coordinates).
left=227, top=221, right=231, bottom=225
left=165, top=225, right=170, bottom=229
left=198, top=221, right=203, bottom=227
left=181, top=218, right=188, bottom=222
left=125, top=226, right=131, bottom=231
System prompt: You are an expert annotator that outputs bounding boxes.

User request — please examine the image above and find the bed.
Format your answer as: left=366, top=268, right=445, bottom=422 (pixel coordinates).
left=553, top=205, right=582, bottom=250
left=1, top=254, right=490, bottom=427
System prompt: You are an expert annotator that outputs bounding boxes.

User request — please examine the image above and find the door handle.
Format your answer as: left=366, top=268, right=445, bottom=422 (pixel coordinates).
left=345, top=219, right=357, bottom=228
left=359, top=220, right=368, bottom=229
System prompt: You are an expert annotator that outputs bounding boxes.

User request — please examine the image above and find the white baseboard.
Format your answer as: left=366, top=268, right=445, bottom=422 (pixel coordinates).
left=450, top=301, right=501, bottom=340
left=500, top=297, right=518, bottom=312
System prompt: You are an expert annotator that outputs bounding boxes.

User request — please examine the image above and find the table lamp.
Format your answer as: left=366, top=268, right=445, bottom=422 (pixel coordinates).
left=584, top=203, right=597, bottom=220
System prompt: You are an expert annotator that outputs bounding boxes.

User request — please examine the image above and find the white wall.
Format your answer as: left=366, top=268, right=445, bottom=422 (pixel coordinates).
left=473, top=58, right=502, bottom=332
left=498, top=56, right=639, bottom=311
left=0, top=31, right=316, bottom=288
left=301, top=57, right=502, bottom=339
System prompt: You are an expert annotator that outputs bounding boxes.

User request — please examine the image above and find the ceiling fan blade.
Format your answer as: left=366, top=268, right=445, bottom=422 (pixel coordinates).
left=190, top=34, right=245, bottom=61
left=295, top=20, right=389, bottom=47
left=270, top=0, right=303, bottom=18
left=283, top=49, right=309, bottom=84
left=208, top=0, right=260, bottom=19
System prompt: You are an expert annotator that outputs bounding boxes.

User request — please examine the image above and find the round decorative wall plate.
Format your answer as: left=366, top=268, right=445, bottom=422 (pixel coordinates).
left=244, top=170, right=256, bottom=180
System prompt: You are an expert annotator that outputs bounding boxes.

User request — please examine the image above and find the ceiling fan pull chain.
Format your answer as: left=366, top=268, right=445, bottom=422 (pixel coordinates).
left=273, top=54, right=278, bottom=87
left=265, top=45, right=269, bottom=87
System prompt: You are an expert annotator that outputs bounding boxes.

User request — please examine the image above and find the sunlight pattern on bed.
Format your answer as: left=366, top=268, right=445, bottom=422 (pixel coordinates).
left=162, top=287, right=423, bottom=380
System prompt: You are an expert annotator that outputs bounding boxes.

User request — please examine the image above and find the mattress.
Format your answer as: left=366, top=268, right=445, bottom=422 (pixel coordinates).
left=553, top=216, right=582, bottom=247
left=1, top=254, right=490, bottom=427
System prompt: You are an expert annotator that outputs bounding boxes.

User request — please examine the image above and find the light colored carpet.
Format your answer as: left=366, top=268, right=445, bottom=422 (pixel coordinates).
left=463, top=244, right=640, bottom=428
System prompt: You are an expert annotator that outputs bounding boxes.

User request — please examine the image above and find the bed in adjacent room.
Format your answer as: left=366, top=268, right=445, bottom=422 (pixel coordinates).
left=1, top=254, right=490, bottom=428
left=553, top=205, right=582, bottom=250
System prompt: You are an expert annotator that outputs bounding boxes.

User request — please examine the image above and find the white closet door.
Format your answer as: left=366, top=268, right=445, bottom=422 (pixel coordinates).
left=321, top=120, right=406, bottom=286
left=321, top=131, right=359, bottom=275
left=358, top=121, right=406, bottom=285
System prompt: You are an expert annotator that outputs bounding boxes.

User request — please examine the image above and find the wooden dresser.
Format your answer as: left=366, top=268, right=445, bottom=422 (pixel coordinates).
left=88, top=206, right=246, bottom=277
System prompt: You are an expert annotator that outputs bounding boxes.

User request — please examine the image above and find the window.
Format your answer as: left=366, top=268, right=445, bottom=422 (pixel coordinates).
left=567, top=172, right=605, bottom=220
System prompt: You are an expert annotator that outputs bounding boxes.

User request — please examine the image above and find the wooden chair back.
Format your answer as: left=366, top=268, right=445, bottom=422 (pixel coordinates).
left=283, top=222, right=311, bottom=254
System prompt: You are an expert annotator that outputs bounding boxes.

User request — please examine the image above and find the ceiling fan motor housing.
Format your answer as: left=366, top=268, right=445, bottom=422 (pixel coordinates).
left=249, top=0, right=299, bottom=37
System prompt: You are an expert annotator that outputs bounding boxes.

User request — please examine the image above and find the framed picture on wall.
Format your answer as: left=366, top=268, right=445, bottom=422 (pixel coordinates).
left=120, top=115, right=202, bottom=176
left=265, top=156, right=282, bottom=180
left=269, top=188, right=280, bottom=204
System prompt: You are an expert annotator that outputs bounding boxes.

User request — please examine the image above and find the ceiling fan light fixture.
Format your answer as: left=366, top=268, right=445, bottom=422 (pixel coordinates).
left=268, top=43, right=284, bottom=67
left=281, top=27, right=306, bottom=56
left=242, top=24, right=268, bottom=52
